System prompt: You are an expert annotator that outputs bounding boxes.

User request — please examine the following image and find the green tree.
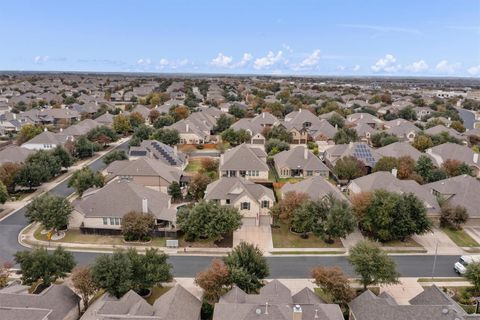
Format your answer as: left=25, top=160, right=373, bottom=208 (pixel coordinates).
left=75, top=136, right=100, bottom=158
left=373, top=157, right=398, bottom=173
left=333, top=128, right=358, bottom=144
left=334, top=156, right=367, bottom=180
left=221, top=128, right=251, bottom=146
left=130, top=124, right=153, bottom=146
left=440, top=204, right=468, bottom=230
left=127, top=248, right=172, bottom=293
left=371, top=132, right=399, bottom=148
left=153, top=115, right=175, bottom=129
left=412, top=134, right=433, bottom=152
left=151, top=128, right=180, bottom=145
left=466, top=262, right=480, bottom=293
left=103, top=149, right=128, bottom=165
left=0, top=162, right=22, bottom=193
left=14, top=163, right=45, bottom=190
left=92, top=251, right=133, bottom=298
left=25, top=193, right=73, bottom=234
left=16, top=124, right=43, bottom=144
left=129, top=111, right=145, bottom=128
left=14, top=247, right=75, bottom=286
left=223, top=242, right=269, bottom=293
left=177, top=201, right=242, bottom=241
left=68, top=167, right=104, bottom=196
left=27, top=150, right=61, bottom=181
left=265, top=139, right=289, bottom=155
left=0, top=181, right=8, bottom=204
left=398, top=106, right=417, bottom=120
left=322, top=197, right=356, bottom=243
left=348, top=240, right=399, bottom=290
left=86, top=126, right=119, bottom=144
left=327, top=114, right=345, bottom=128
left=415, top=155, right=434, bottom=182
left=168, top=181, right=183, bottom=202
left=229, top=105, right=246, bottom=118
left=113, top=114, right=132, bottom=135
left=266, top=126, right=292, bottom=142
left=121, top=211, right=156, bottom=241
left=51, top=146, right=75, bottom=168
left=213, top=114, right=234, bottom=133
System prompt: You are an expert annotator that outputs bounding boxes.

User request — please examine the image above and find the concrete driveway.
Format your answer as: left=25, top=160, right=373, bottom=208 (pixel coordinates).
left=233, top=225, right=273, bottom=253
left=413, top=228, right=464, bottom=255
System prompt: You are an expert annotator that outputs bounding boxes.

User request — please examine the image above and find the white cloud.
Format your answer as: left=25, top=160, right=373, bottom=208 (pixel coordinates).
left=236, top=53, right=253, bottom=67
left=211, top=53, right=233, bottom=67
left=435, top=60, right=461, bottom=73
left=136, top=58, right=151, bottom=66
left=405, top=60, right=429, bottom=73
left=282, top=43, right=293, bottom=53
left=299, top=49, right=321, bottom=68
left=156, top=58, right=190, bottom=70
left=159, top=58, right=169, bottom=66
left=34, top=56, right=49, bottom=64
left=337, top=65, right=346, bottom=71
left=353, top=65, right=361, bottom=71
left=371, top=54, right=401, bottom=73
left=467, top=65, right=480, bottom=76
left=254, top=51, right=285, bottom=69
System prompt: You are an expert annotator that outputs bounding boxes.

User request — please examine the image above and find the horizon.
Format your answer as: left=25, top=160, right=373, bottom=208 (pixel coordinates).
left=1, top=0, right=479, bottom=77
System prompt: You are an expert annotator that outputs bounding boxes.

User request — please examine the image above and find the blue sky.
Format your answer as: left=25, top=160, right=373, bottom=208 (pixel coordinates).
left=1, top=0, right=479, bottom=77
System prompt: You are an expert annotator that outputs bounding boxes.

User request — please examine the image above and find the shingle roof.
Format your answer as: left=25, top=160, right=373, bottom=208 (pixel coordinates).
left=108, top=158, right=183, bottom=183
left=0, top=146, right=34, bottom=164
left=274, top=146, right=329, bottom=171
left=282, top=176, right=348, bottom=202
left=205, top=177, right=274, bottom=204
left=376, top=141, right=424, bottom=162
left=221, top=144, right=269, bottom=171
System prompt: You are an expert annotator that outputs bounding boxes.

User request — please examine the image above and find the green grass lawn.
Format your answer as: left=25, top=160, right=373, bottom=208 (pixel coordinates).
left=442, top=228, right=479, bottom=247
left=146, top=286, right=171, bottom=305
left=271, top=222, right=343, bottom=248
left=271, top=250, right=345, bottom=255
left=184, top=158, right=205, bottom=173
left=380, top=238, right=423, bottom=248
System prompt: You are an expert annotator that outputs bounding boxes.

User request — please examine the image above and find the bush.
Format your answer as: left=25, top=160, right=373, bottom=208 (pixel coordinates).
left=440, top=204, right=468, bottom=230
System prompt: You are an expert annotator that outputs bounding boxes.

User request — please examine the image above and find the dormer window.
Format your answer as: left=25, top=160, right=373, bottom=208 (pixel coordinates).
left=303, top=121, right=312, bottom=128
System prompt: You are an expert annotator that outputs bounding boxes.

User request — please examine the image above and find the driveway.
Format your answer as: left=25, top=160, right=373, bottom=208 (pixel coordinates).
left=412, top=228, right=464, bottom=255
left=233, top=225, right=273, bottom=253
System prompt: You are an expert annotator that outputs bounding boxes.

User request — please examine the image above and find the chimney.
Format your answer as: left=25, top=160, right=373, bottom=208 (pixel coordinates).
left=220, top=154, right=224, bottom=166
left=360, top=114, right=364, bottom=119
left=186, top=123, right=189, bottom=132
left=304, top=147, right=308, bottom=160
left=293, top=305, right=302, bottom=320
left=142, top=198, right=148, bottom=214
left=335, top=123, right=338, bottom=129
left=44, top=127, right=48, bottom=132
left=474, top=153, right=479, bottom=164
left=396, top=120, right=400, bottom=126
left=173, top=145, right=178, bottom=156
left=299, top=108, right=302, bottom=113
left=59, top=128, right=63, bottom=132
left=262, top=112, right=265, bottom=119
left=391, top=168, right=398, bottom=178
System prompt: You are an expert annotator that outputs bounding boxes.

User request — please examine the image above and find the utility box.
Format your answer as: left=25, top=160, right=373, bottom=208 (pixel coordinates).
left=166, top=240, right=179, bottom=248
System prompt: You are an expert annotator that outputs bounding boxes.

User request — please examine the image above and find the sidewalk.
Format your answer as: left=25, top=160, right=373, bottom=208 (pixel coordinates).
left=413, top=228, right=465, bottom=255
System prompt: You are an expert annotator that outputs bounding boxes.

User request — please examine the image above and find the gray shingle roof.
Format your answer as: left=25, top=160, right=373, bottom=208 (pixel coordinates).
left=274, top=146, right=329, bottom=171
left=221, top=144, right=269, bottom=171
left=282, top=176, right=348, bottom=202
left=0, top=146, right=34, bottom=164
left=205, top=177, right=274, bottom=204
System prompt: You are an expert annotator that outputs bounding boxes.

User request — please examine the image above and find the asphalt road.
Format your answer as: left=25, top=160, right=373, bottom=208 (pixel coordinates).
left=0, top=140, right=463, bottom=279
left=458, top=108, right=476, bottom=130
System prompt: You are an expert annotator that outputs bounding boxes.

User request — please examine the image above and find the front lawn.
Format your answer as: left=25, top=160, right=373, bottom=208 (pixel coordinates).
left=380, top=238, right=423, bottom=248
left=271, top=222, right=343, bottom=248
left=179, top=232, right=233, bottom=248
left=442, top=228, right=479, bottom=247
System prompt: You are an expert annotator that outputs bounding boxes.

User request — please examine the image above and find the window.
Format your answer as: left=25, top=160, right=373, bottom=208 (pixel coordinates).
left=225, top=199, right=230, bottom=204
left=115, top=218, right=121, bottom=225
left=261, top=200, right=270, bottom=208
left=306, top=170, right=313, bottom=176
left=109, top=218, right=115, bottom=225
left=103, top=218, right=108, bottom=225
left=241, top=202, right=250, bottom=210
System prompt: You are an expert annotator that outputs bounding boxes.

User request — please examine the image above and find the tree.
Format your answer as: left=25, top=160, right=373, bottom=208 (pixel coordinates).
left=327, top=114, right=345, bottom=128
left=229, top=105, right=246, bottom=118
left=75, top=136, right=100, bottom=158
left=52, top=146, right=75, bottom=168
left=266, top=126, right=292, bottom=142
left=351, top=192, right=373, bottom=220
left=129, top=111, right=145, bottom=128
left=291, top=200, right=323, bottom=238
left=151, top=128, right=180, bottom=146
left=415, top=155, right=434, bottom=182
left=153, top=115, right=175, bottom=129
left=92, top=251, right=132, bottom=298
left=177, top=201, right=242, bottom=241
left=0, top=162, right=22, bottom=193
left=358, top=190, right=431, bottom=242
left=201, top=158, right=218, bottom=172
left=113, top=114, right=132, bottom=135
left=103, top=149, right=128, bottom=165
left=333, top=128, right=358, bottom=144
left=223, top=242, right=269, bottom=293
left=270, top=191, right=310, bottom=225
left=194, top=259, right=231, bottom=304
left=25, top=193, right=73, bottom=234
left=397, top=156, right=415, bottom=179
left=0, top=181, right=8, bottom=204
left=265, top=139, right=289, bottom=156
left=187, top=173, right=211, bottom=200
left=442, top=159, right=473, bottom=177
left=371, top=132, right=398, bottom=148
left=373, top=157, right=398, bottom=173
left=148, top=109, right=160, bottom=123
left=16, top=124, right=43, bottom=144
left=68, top=167, right=104, bottom=196
left=221, top=128, right=251, bottom=146
left=0, top=262, right=13, bottom=289
left=398, top=106, right=417, bottom=120
left=412, top=134, right=433, bottom=152
left=86, top=126, right=119, bottom=145
left=27, top=150, right=62, bottom=181
left=213, top=114, right=233, bottom=133
left=14, top=247, right=75, bottom=286
left=311, top=266, right=354, bottom=305
left=334, top=156, right=367, bottom=180
left=466, top=262, right=480, bottom=293
left=440, top=204, right=468, bottom=230
left=14, top=163, right=45, bottom=190
left=348, top=240, right=399, bottom=290
left=92, top=249, right=171, bottom=298
left=168, top=181, right=183, bottom=202
left=121, top=211, right=156, bottom=241
left=171, top=106, right=189, bottom=121
left=451, top=120, right=466, bottom=133
left=71, top=266, right=97, bottom=310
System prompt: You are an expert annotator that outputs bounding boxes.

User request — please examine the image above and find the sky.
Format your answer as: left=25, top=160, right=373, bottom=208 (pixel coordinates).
left=1, top=0, right=480, bottom=77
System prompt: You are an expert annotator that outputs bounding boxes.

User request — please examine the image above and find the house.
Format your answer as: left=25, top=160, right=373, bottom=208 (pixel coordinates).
left=213, top=280, right=344, bottom=320
left=69, top=180, right=176, bottom=232
left=426, top=143, right=480, bottom=177
left=348, top=171, right=440, bottom=215
left=324, top=142, right=381, bottom=171
left=283, top=109, right=337, bottom=143
left=80, top=285, right=201, bottom=320
left=0, top=145, right=34, bottom=164
left=413, top=106, right=433, bottom=119
left=21, top=130, right=74, bottom=150
left=231, top=118, right=267, bottom=146
left=349, top=285, right=472, bottom=320
left=129, top=140, right=188, bottom=169
left=376, top=141, right=425, bottom=162
left=346, top=113, right=384, bottom=129
left=219, top=144, right=269, bottom=181
left=425, top=125, right=466, bottom=143
left=281, top=176, right=348, bottom=202
left=251, top=111, right=280, bottom=128
left=168, top=118, right=211, bottom=144
left=204, top=177, right=275, bottom=226
left=61, top=118, right=100, bottom=137
left=274, top=145, right=330, bottom=178
left=94, top=112, right=115, bottom=127
left=105, top=158, right=184, bottom=192
left=0, top=284, right=80, bottom=320
left=425, top=175, right=480, bottom=223
left=384, top=120, right=420, bottom=142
